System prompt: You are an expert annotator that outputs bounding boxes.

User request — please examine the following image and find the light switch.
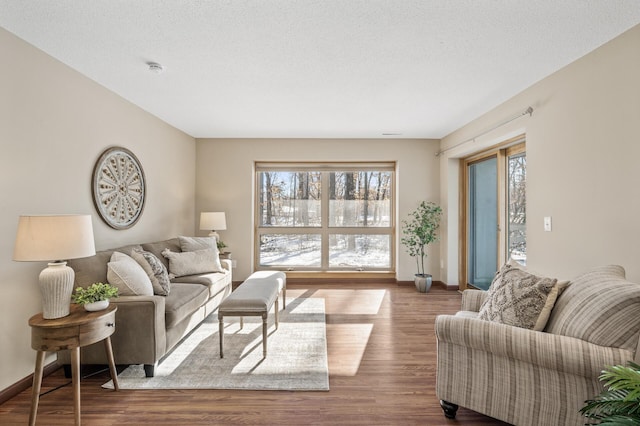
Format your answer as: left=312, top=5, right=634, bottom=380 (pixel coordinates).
left=544, top=216, right=552, bottom=232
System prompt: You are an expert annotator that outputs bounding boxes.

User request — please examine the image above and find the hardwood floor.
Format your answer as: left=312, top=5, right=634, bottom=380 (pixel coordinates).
left=0, top=284, right=509, bottom=425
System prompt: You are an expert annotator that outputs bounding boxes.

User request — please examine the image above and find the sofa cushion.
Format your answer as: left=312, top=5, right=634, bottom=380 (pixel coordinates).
left=172, top=271, right=231, bottom=298
left=131, top=249, right=171, bottom=296
left=140, top=238, right=182, bottom=270
left=68, top=244, right=142, bottom=287
left=178, top=236, right=224, bottom=272
left=478, top=263, right=563, bottom=331
left=164, top=283, right=209, bottom=328
left=545, top=265, right=640, bottom=350
left=162, top=248, right=222, bottom=277
left=107, top=252, right=153, bottom=296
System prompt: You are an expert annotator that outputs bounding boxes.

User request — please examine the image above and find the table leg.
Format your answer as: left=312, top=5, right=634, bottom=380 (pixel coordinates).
left=29, top=350, right=45, bottom=426
left=103, top=337, right=119, bottom=391
left=71, top=346, right=81, bottom=426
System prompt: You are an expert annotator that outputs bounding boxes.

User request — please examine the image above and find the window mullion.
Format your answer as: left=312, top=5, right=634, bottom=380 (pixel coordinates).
left=321, top=172, right=329, bottom=270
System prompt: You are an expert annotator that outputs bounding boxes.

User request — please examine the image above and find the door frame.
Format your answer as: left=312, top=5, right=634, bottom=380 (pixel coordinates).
left=459, top=135, right=525, bottom=290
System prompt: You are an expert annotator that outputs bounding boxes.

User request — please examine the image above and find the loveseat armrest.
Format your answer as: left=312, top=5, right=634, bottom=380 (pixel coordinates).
left=435, top=314, right=635, bottom=378
left=460, top=289, right=487, bottom=312
left=58, top=295, right=168, bottom=366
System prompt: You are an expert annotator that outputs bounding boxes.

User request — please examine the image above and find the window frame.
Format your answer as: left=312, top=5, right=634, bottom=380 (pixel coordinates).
left=254, top=161, right=396, bottom=275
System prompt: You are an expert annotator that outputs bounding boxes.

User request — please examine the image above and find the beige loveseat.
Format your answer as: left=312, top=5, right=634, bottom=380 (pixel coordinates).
left=57, top=237, right=232, bottom=377
left=435, top=264, right=640, bottom=426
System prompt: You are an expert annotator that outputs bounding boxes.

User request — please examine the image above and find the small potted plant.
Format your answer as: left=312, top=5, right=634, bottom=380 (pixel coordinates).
left=72, top=282, right=119, bottom=311
left=401, top=201, right=442, bottom=293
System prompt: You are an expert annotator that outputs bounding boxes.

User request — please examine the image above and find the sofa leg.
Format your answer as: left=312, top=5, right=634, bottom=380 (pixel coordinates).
left=62, top=364, right=72, bottom=378
left=440, top=400, right=458, bottom=419
left=143, top=364, right=155, bottom=377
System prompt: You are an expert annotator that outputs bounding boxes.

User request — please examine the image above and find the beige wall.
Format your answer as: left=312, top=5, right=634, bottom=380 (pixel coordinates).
left=439, top=24, right=640, bottom=284
left=0, top=28, right=196, bottom=390
left=195, top=138, right=440, bottom=281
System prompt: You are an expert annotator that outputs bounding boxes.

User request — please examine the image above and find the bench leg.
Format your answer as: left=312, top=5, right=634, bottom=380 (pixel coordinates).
left=219, top=316, right=224, bottom=358
left=240, top=316, right=243, bottom=329
left=283, top=287, right=286, bottom=310
left=275, top=298, right=279, bottom=330
left=262, top=313, right=268, bottom=358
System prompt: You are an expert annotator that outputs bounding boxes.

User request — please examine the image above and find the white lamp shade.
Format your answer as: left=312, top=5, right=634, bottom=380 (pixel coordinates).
left=200, top=212, right=227, bottom=231
left=13, top=215, right=96, bottom=262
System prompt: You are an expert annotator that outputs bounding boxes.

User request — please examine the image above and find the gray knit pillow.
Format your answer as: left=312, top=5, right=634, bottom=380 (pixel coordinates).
left=131, top=249, right=171, bottom=296
left=478, top=264, right=560, bottom=331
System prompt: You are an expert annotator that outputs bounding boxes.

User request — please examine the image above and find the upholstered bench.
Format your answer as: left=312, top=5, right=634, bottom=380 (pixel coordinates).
left=243, top=270, right=287, bottom=309
left=217, top=279, right=280, bottom=358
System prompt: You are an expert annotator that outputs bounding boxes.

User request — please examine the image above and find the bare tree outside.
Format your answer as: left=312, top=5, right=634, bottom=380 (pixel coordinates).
left=257, top=168, right=393, bottom=270
left=508, top=153, right=526, bottom=264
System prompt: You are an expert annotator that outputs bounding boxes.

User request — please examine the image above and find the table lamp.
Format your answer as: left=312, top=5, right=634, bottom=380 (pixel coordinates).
left=199, top=212, right=227, bottom=241
left=13, top=215, right=96, bottom=319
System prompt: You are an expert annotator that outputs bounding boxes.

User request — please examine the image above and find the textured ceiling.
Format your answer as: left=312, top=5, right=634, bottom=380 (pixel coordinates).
left=2, top=1, right=640, bottom=139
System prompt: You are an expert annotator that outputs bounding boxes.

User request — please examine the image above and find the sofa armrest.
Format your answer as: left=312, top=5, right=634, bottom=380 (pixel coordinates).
left=220, top=258, right=232, bottom=272
left=58, top=294, right=168, bottom=366
left=111, top=295, right=167, bottom=362
left=460, top=289, right=487, bottom=312
left=435, top=314, right=635, bottom=378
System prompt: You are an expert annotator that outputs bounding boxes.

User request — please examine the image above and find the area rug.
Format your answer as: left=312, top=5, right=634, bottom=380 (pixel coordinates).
left=102, top=296, right=328, bottom=391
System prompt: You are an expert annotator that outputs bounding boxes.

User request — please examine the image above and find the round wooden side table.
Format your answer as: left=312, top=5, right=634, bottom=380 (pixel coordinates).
left=28, top=304, right=119, bottom=426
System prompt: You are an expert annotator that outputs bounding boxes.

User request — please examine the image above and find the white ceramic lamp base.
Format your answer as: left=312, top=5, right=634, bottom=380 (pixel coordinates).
left=39, top=262, right=74, bottom=319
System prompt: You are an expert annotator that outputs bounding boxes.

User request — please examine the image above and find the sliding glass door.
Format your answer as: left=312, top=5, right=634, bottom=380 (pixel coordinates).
left=461, top=139, right=526, bottom=290
left=467, top=157, right=498, bottom=290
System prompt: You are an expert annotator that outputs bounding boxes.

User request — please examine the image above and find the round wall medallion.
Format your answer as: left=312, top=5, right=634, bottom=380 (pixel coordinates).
left=92, top=146, right=146, bottom=229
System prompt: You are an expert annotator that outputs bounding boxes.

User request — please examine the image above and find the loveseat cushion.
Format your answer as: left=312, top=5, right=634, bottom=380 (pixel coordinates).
left=164, top=283, right=209, bottom=328
left=545, top=265, right=640, bottom=351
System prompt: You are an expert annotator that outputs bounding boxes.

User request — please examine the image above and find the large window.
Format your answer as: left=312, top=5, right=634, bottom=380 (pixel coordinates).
left=256, top=163, right=394, bottom=272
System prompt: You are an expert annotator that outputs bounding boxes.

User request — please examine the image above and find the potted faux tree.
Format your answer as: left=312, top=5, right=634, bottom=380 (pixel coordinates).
left=72, top=282, right=119, bottom=311
left=401, top=201, right=442, bottom=293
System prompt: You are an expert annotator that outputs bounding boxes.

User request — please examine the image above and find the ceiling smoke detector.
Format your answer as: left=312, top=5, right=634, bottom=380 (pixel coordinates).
left=147, top=62, right=164, bottom=74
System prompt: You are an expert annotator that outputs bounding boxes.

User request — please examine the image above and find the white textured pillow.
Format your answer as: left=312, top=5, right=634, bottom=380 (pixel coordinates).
left=178, top=236, right=224, bottom=272
left=162, top=248, right=223, bottom=277
left=107, top=251, right=153, bottom=296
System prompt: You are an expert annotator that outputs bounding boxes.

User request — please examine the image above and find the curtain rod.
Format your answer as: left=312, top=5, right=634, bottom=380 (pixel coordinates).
left=435, top=106, right=533, bottom=157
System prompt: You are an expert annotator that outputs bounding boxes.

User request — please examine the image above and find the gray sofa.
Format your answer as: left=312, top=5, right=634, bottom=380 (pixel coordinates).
left=57, top=238, right=232, bottom=377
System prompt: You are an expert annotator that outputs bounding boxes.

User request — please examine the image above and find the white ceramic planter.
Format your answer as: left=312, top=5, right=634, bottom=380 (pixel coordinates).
left=83, top=299, right=109, bottom=312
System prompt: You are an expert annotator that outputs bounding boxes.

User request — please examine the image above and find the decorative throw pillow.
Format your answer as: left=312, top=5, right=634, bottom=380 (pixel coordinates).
left=178, top=236, right=224, bottom=272
left=131, top=249, right=171, bottom=296
left=162, top=248, right=221, bottom=277
left=478, top=263, right=565, bottom=331
left=107, top=251, right=153, bottom=296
